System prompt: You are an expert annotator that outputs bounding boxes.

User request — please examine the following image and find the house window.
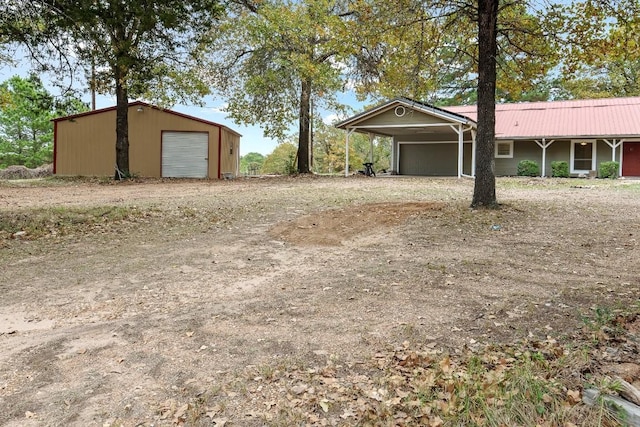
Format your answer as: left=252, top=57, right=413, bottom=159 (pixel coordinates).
left=495, top=140, right=513, bottom=158
left=571, top=140, right=596, bottom=173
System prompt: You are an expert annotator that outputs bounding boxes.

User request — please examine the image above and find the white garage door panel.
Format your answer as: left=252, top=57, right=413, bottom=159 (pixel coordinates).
left=162, top=132, right=208, bottom=178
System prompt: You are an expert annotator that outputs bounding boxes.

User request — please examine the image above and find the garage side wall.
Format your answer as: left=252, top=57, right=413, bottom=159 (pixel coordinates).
left=220, top=129, right=240, bottom=177
left=55, top=111, right=117, bottom=176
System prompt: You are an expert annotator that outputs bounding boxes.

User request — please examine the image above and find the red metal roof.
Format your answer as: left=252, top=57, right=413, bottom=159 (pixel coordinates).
left=446, top=97, right=640, bottom=139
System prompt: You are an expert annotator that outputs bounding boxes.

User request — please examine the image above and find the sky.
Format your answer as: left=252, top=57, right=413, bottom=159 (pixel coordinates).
left=0, top=58, right=366, bottom=157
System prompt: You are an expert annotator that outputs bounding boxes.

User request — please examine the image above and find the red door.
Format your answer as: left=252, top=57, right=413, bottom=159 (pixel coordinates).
left=623, top=142, right=640, bottom=177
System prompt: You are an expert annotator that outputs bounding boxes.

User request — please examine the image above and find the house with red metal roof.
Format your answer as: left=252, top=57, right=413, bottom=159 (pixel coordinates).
left=335, top=97, right=640, bottom=177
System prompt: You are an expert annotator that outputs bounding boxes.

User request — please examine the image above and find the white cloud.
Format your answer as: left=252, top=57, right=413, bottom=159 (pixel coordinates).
left=208, top=103, right=228, bottom=114
left=322, top=113, right=341, bottom=125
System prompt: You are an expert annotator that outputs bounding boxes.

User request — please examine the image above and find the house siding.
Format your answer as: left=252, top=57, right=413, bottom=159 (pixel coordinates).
left=494, top=139, right=623, bottom=176
left=595, top=141, right=621, bottom=171
left=364, top=108, right=450, bottom=127
left=493, top=140, right=571, bottom=176
left=495, top=140, right=537, bottom=176
left=545, top=141, right=572, bottom=176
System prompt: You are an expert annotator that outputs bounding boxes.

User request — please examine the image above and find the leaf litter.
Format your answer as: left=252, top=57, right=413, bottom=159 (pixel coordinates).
left=0, top=176, right=638, bottom=426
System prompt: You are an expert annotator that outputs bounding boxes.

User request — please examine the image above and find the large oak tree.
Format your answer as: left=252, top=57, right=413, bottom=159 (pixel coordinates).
left=349, top=0, right=562, bottom=207
left=208, top=0, right=354, bottom=174
left=3, top=0, right=223, bottom=179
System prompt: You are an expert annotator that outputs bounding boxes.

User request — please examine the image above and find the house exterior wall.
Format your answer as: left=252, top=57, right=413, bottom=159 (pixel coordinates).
left=545, top=140, right=572, bottom=176
left=595, top=141, right=621, bottom=167
left=390, top=138, right=625, bottom=177
left=494, top=140, right=546, bottom=176
left=364, top=108, right=451, bottom=127
left=494, top=139, right=622, bottom=176
left=395, top=133, right=468, bottom=143
left=55, top=105, right=237, bottom=178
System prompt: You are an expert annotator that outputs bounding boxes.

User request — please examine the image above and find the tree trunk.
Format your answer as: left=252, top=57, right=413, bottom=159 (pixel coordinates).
left=471, top=0, right=499, bottom=208
left=297, top=79, right=311, bottom=174
left=114, top=68, right=130, bottom=180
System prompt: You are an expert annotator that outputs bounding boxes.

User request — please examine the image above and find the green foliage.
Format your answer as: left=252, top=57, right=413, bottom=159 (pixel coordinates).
left=517, top=160, right=540, bottom=177
left=261, top=142, right=298, bottom=175
left=349, top=2, right=562, bottom=105
left=581, top=307, right=615, bottom=332
left=598, top=161, right=619, bottom=179
left=311, top=120, right=391, bottom=175
left=558, top=0, right=640, bottom=98
left=3, top=0, right=224, bottom=177
left=239, top=152, right=265, bottom=175
left=0, top=74, right=87, bottom=168
left=4, top=0, right=224, bottom=103
left=207, top=0, right=353, bottom=173
left=551, top=161, right=569, bottom=178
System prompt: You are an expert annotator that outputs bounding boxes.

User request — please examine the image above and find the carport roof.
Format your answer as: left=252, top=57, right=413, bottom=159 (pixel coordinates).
left=334, top=97, right=476, bottom=137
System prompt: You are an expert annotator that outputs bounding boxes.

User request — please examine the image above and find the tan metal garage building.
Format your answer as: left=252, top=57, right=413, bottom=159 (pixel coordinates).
left=53, top=101, right=241, bottom=179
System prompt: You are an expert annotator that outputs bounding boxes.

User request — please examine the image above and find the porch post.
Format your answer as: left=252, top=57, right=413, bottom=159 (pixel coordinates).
left=471, top=130, right=477, bottom=177
left=617, top=139, right=624, bottom=177
left=604, top=139, right=625, bottom=177
left=541, top=138, right=546, bottom=177
left=535, top=138, right=555, bottom=177
left=345, top=128, right=352, bottom=177
left=620, top=141, right=625, bottom=177
left=369, top=133, right=375, bottom=163
left=458, top=123, right=463, bottom=178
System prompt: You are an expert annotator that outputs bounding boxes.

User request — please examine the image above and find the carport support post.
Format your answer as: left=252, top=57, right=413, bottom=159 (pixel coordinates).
left=369, top=133, right=375, bottom=163
left=345, top=128, right=355, bottom=177
left=471, top=130, right=477, bottom=177
left=458, top=123, right=463, bottom=178
left=535, top=138, right=555, bottom=177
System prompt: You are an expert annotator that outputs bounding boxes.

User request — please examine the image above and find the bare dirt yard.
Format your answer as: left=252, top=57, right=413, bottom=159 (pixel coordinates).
left=0, top=176, right=639, bottom=426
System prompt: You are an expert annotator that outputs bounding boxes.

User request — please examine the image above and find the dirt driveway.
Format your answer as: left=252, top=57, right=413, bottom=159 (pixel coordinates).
left=1, top=176, right=639, bottom=426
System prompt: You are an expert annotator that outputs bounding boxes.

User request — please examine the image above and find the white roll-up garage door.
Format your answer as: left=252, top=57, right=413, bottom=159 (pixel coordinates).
left=162, top=132, right=209, bottom=178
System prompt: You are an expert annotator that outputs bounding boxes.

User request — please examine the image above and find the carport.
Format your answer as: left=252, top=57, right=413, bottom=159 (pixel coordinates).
left=335, top=98, right=477, bottom=177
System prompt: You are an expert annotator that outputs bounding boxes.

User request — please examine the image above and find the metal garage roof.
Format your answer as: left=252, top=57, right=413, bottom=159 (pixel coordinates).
left=53, top=101, right=242, bottom=137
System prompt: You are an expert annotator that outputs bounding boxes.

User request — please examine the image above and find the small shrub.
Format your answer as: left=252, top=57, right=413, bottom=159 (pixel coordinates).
left=551, top=161, right=569, bottom=178
left=598, top=161, right=619, bottom=179
left=517, top=160, right=540, bottom=177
